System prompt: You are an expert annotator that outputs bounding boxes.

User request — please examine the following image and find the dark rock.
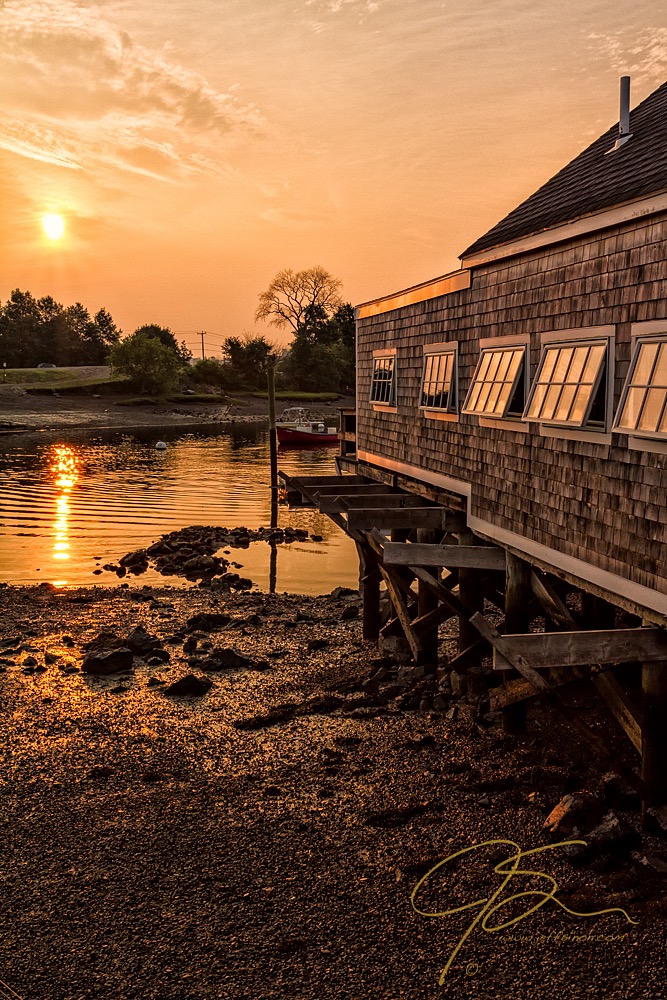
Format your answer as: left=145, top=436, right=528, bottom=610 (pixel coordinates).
left=340, top=605, right=359, bottom=621
left=147, top=676, right=166, bottom=687
left=125, top=625, right=161, bottom=655
left=163, top=674, right=213, bottom=697
left=82, top=648, right=134, bottom=675
left=600, top=772, right=641, bottom=812
left=563, top=812, right=640, bottom=863
left=264, top=785, right=281, bottom=796
left=234, top=703, right=299, bottom=730
left=330, top=586, right=357, bottom=599
left=307, top=638, right=329, bottom=652
left=84, top=631, right=122, bottom=652
left=89, top=765, right=114, bottom=779
left=543, top=791, right=606, bottom=837
left=310, top=534, right=323, bottom=542
left=147, top=648, right=170, bottom=663
left=120, top=548, right=148, bottom=568
left=185, top=612, right=231, bottom=633
left=204, top=647, right=253, bottom=671
left=44, top=651, right=59, bottom=664
left=23, top=655, right=38, bottom=667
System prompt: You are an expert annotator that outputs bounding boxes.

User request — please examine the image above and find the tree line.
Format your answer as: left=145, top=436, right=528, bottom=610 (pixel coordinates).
left=0, top=266, right=355, bottom=395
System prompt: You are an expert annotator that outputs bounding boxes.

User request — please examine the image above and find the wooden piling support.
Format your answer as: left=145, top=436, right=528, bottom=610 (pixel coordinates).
left=416, top=529, right=439, bottom=664
left=642, top=659, right=667, bottom=818
left=457, top=529, right=484, bottom=658
left=356, top=542, right=381, bottom=642
left=503, top=552, right=532, bottom=733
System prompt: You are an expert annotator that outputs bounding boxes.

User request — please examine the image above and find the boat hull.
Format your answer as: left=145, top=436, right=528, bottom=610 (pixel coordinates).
left=276, top=427, right=338, bottom=445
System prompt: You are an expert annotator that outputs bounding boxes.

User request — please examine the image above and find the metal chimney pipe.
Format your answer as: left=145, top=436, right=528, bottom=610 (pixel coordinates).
left=619, top=75, right=631, bottom=137
left=606, top=75, right=632, bottom=153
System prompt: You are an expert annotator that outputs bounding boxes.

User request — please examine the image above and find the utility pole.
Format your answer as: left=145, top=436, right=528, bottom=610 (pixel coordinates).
left=199, top=331, right=206, bottom=360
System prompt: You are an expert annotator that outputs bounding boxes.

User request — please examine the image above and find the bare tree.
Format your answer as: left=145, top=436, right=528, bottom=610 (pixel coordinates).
left=255, top=266, right=343, bottom=334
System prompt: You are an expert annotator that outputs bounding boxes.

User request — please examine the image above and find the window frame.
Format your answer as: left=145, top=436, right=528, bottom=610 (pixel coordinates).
left=613, top=332, right=667, bottom=443
left=462, top=344, right=527, bottom=421
left=370, top=350, right=397, bottom=409
left=522, top=327, right=615, bottom=441
left=419, top=343, right=458, bottom=418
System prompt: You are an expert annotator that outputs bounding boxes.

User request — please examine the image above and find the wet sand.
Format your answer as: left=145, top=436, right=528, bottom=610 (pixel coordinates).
left=0, top=583, right=665, bottom=999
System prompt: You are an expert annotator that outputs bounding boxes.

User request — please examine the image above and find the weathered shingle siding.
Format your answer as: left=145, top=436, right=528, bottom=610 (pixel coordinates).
left=357, top=212, right=667, bottom=597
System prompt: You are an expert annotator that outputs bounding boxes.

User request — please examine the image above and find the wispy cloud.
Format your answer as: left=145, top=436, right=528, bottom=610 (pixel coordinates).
left=588, top=28, right=667, bottom=87
left=0, top=0, right=266, bottom=177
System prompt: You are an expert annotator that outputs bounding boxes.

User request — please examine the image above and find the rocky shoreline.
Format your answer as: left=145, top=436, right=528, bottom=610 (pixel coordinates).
left=1, top=581, right=666, bottom=997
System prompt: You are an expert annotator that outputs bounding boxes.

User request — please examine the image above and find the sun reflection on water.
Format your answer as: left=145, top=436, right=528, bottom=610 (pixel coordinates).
left=50, top=445, right=79, bottom=583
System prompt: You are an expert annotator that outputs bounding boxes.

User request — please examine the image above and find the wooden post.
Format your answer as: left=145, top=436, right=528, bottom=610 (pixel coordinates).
left=503, top=552, right=532, bottom=733
left=457, top=529, right=483, bottom=656
left=356, top=542, right=381, bottom=642
left=642, top=661, right=667, bottom=820
left=417, top=529, right=439, bottom=665
left=267, top=361, right=278, bottom=501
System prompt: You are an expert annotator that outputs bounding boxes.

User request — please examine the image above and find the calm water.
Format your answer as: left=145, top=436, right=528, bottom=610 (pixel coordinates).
left=0, top=423, right=359, bottom=594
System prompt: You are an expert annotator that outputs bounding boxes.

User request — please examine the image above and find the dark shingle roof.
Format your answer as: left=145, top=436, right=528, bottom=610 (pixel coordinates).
left=461, top=80, right=667, bottom=258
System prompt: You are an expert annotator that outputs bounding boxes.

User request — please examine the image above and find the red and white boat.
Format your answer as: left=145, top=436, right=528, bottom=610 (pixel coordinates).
left=276, top=408, right=338, bottom=445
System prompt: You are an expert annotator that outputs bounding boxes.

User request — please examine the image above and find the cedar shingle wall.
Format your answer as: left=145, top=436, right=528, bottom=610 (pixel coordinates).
left=357, top=213, right=667, bottom=598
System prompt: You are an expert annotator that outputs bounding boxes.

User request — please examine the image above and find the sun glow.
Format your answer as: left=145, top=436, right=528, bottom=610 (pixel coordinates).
left=42, top=213, right=65, bottom=240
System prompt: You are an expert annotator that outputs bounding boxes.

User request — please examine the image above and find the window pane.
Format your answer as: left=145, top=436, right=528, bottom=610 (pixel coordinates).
left=638, top=388, right=667, bottom=432
left=569, top=384, right=594, bottom=425
left=476, top=381, right=494, bottom=412
left=495, top=380, right=515, bottom=414
left=654, top=344, right=667, bottom=385
left=476, top=353, right=492, bottom=381
left=538, top=348, right=559, bottom=383
left=526, top=383, right=548, bottom=419
left=633, top=342, right=660, bottom=385
left=567, top=346, right=589, bottom=384
left=581, top=343, right=606, bottom=384
left=541, top=384, right=562, bottom=421
left=617, top=386, right=645, bottom=430
left=506, top=349, right=523, bottom=383
left=552, top=348, right=573, bottom=384
left=466, top=382, right=482, bottom=411
left=495, top=351, right=512, bottom=381
left=485, top=382, right=504, bottom=414
left=485, top=352, right=503, bottom=384
left=554, top=384, right=577, bottom=422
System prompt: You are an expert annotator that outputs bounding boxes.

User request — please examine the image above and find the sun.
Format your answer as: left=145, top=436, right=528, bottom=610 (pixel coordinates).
left=42, top=213, right=65, bottom=240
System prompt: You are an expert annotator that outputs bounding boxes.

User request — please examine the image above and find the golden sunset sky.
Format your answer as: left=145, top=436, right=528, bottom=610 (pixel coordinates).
left=0, top=0, right=665, bottom=354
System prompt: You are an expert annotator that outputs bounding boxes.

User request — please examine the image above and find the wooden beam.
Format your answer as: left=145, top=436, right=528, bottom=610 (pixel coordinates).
left=492, top=628, right=667, bottom=671
left=356, top=542, right=381, bottom=642
left=383, top=542, right=506, bottom=570
left=411, top=603, right=456, bottom=637
left=310, top=484, right=398, bottom=497
left=288, top=475, right=370, bottom=487
left=318, top=493, right=429, bottom=514
left=378, top=564, right=422, bottom=661
left=530, top=570, right=579, bottom=629
left=347, top=507, right=450, bottom=530
left=642, top=659, right=667, bottom=811
left=471, top=612, right=641, bottom=787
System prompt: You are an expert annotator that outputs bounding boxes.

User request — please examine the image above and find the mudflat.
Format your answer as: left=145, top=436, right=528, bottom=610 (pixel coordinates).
left=0, top=583, right=665, bottom=999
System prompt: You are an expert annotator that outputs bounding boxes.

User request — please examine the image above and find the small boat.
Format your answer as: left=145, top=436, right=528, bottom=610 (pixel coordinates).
left=275, top=407, right=338, bottom=445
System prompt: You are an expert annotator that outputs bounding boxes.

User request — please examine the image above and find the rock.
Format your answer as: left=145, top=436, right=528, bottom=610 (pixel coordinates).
left=185, top=612, right=231, bottom=632
left=450, top=670, right=467, bottom=697
left=44, top=651, right=59, bottom=664
left=307, top=638, right=329, bottom=652
left=419, top=696, right=431, bottom=713
left=82, top=648, right=134, bottom=676
left=340, top=605, right=359, bottom=621
left=120, top=548, right=148, bottom=568
left=23, top=655, right=38, bottom=667
left=147, top=653, right=170, bottom=666
left=125, top=625, right=161, bottom=655
left=84, top=631, right=122, bottom=652
left=264, top=785, right=281, bottom=796
left=205, top=647, right=253, bottom=671
left=600, top=772, right=641, bottom=811
left=563, top=812, right=640, bottom=862
left=147, top=676, right=166, bottom=687
left=446, top=706, right=458, bottom=720
left=543, top=791, right=606, bottom=837
left=330, top=586, right=357, bottom=599
left=310, top=535, right=323, bottom=542
left=89, top=765, right=114, bottom=779
left=379, top=635, right=412, bottom=664
left=645, top=804, right=667, bottom=836
left=163, top=674, right=213, bottom=697
left=433, top=695, right=448, bottom=712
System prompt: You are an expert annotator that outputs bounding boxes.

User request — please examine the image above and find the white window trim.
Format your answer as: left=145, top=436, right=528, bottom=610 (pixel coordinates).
left=370, top=349, right=397, bottom=410
left=525, top=327, right=616, bottom=441
left=614, top=324, right=667, bottom=451
left=419, top=342, right=458, bottom=419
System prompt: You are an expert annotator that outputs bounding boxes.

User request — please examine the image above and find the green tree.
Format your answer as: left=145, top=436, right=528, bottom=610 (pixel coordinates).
left=221, top=333, right=279, bottom=389
left=0, top=289, right=42, bottom=367
left=134, top=324, right=192, bottom=365
left=280, top=302, right=355, bottom=393
left=109, top=332, right=181, bottom=393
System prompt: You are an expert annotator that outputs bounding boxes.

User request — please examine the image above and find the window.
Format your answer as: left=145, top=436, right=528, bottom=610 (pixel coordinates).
left=614, top=337, right=667, bottom=438
left=370, top=355, right=396, bottom=405
left=462, top=346, right=526, bottom=418
left=523, top=341, right=608, bottom=428
left=420, top=351, right=456, bottom=411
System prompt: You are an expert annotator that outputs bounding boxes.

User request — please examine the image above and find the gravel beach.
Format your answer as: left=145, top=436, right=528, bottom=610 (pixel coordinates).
left=0, top=583, right=665, bottom=999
